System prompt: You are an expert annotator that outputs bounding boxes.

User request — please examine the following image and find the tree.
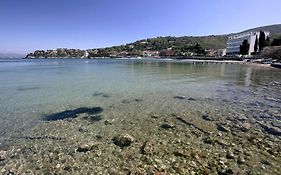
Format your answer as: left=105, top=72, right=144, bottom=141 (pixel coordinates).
left=259, top=31, right=266, bottom=52
left=265, top=36, right=271, bottom=47
left=254, top=36, right=259, bottom=53
left=240, top=39, right=250, bottom=55
left=271, top=37, right=281, bottom=46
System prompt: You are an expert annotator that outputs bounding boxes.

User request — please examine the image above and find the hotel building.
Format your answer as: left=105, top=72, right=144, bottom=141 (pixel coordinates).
left=226, top=31, right=270, bottom=56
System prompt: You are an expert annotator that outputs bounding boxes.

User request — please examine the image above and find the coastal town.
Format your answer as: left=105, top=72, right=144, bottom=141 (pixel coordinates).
left=26, top=25, right=281, bottom=67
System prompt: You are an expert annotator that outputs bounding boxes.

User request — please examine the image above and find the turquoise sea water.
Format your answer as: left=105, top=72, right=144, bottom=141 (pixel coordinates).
left=0, top=58, right=280, bottom=139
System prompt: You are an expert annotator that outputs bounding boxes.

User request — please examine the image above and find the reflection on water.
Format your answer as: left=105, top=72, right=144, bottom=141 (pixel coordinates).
left=245, top=66, right=253, bottom=86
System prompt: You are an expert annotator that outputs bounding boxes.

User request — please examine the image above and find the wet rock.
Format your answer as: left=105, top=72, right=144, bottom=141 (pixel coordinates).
left=259, top=123, right=281, bottom=136
left=161, top=123, right=175, bottom=130
left=216, top=123, right=230, bottom=132
left=142, top=140, right=157, bottom=155
left=113, top=134, right=134, bottom=147
left=76, top=143, right=96, bottom=152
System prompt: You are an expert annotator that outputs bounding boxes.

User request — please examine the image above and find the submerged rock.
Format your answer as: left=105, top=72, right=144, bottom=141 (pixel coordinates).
left=202, top=114, right=217, bottom=121
left=151, top=114, right=160, bottom=119
left=187, top=97, right=196, bottom=101
left=104, top=119, right=114, bottom=125
left=237, top=156, right=246, bottom=164
left=0, top=150, right=7, bottom=161
left=239, top=122, right=252, bottom=132
left=216, top=123, right=230, bottom=132
left=142, top=140, right=157, bottom=155
left=259, top=122, right=281, bottom=136
left=204, top=136, right=216, bottom=144
left=173, top=96, right=186, bottom=100
left=113, top=134, right=134, bottom=147
left=261, top=159, right=271, bottom=165
left=77, top=143, right=96, bottom=153
left=226, top=151, right=235, bottom=159
left=218, top=169, right=234, bottom=175
left=161, top=123, right=176, bottom=130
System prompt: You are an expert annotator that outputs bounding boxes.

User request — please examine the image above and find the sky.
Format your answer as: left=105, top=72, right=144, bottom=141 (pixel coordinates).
left=0, top=0, right=280, bottom=54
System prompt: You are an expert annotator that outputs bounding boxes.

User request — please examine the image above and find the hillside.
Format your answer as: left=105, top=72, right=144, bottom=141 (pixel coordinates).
left=240, top=24, right=281, bottom=38
left=26, top=24, right=281, bottom=58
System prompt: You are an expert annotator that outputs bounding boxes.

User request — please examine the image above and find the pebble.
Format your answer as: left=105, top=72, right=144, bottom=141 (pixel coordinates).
left=104, top=119, right=114, bottom=125
left=174, top=96, right=186, bottom=100
left=161, top=123, right=175, bottom=129
left=240, top=122, right=251, bottom=132
left=261, top=159, right=271, bottom=165
left=217, top=123, right=230, bottom=132
left=202, top=114, right=216, bottom=121
left=142, top=140, right=157, bottom=155
left=113, top=133, right=134, bottom=147
left=237, top=156, right=246, bottom=164
left=76, top=143, right=96, bottom=152
left=226, top=151, right=235, bottom=159
left=0, top=150, right=7, bottom=161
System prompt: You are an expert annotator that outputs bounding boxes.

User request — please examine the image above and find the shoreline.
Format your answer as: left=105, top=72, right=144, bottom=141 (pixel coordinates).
left=18, top=57, right=281, bottom=69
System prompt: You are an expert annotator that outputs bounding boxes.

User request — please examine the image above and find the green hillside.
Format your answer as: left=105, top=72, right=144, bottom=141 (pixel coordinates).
left=26, top=24, right=281, bottom=58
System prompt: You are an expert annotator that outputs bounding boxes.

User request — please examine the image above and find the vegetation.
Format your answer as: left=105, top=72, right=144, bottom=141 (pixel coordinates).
left=271, top=35, right=281, bottom=46
left=262, top=46, right=281, bottom=61
left=240, top=40, right=250, bottom=55
left=259, top=31, right=266, bottom=51
left=254, top=36, right=259, bottom=53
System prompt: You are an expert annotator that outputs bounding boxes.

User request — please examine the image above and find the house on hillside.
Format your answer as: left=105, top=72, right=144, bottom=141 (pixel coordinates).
left=142, top=50, right=159, bottom=57
left=206, top=49, right=226, bottom=57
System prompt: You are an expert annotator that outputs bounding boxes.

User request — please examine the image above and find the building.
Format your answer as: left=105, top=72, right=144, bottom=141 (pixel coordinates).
left=206, top=49, right=226, bottom=57
left=226, top=31, right=270, bottom=56
left=142, top=50, right=159, bottom=57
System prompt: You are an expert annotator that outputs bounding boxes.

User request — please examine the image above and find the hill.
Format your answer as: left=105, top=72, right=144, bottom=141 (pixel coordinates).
left=26, top=24, right=281, bottom=58
left=240, top=24, right=281, bottom=38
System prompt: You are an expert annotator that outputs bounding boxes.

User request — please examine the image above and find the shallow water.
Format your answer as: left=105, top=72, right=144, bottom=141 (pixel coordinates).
left=0, top=58, right=280, bottom=135
left=0, top=58, right=280, bottom=174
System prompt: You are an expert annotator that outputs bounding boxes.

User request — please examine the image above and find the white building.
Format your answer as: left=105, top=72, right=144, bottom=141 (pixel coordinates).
left=226, top=31, right=270, bottom=56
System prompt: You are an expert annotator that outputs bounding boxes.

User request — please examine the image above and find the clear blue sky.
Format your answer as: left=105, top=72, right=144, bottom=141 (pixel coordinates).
left=0, top=0, right=280, bottom=54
